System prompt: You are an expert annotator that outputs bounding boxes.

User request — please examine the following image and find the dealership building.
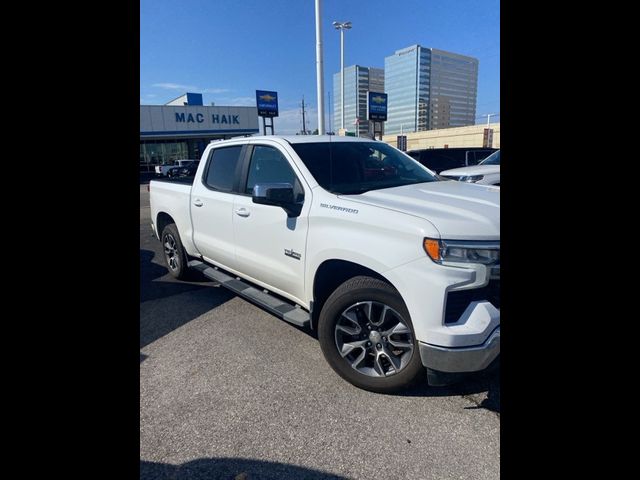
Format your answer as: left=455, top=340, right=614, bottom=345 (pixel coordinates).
left=140, top=93, right=259, bottom=170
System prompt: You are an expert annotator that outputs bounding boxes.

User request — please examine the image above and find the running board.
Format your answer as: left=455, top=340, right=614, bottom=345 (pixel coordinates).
left=188, top=260, right=310, bottom=328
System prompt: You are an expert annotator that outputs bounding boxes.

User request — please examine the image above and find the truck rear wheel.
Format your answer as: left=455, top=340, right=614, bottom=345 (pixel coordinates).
left=161, top=223, right=189, bottom=280
left=318, top=276, right=424, bottom=393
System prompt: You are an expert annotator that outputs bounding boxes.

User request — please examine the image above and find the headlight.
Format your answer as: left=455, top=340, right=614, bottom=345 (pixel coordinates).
left=423, top=238, right=499, bottom=265
left=460, top=175, right=484, bottom=183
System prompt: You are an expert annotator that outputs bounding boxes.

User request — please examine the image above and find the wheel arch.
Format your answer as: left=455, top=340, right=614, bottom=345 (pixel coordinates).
left=310, top=259, right=399, bottom=330
left=156, top=212, right=175, bottom=240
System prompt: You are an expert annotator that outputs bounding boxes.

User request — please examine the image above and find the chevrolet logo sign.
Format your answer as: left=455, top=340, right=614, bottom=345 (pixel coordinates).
left=371, top=95, right=386, bottom=104
left=259, top=94, right=276, bottom=102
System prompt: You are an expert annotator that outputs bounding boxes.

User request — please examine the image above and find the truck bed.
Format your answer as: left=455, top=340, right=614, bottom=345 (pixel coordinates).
left=149, top=178, right=194, bottom=245
left=151, top=176, right=196, bottom=186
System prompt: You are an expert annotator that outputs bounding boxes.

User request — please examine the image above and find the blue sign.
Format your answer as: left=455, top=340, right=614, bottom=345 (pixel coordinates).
left=256, top=90, right=279, bottom=117
left=368, top=92, right=388, bottom=121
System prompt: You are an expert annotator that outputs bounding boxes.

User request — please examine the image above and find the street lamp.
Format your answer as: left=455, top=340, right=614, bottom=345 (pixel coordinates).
left=333, top=20, right=351, bottom=131
left=315, top=0, right=325, bottom=135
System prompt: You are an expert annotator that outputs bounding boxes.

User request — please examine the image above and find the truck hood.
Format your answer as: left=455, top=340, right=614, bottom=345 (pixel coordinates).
left=440, top=165, right=500, bottom=178
left=342, top=181, right=500, bottom=240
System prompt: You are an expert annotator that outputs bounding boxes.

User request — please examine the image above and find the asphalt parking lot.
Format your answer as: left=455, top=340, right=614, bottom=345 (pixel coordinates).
left=140, top=183, right=500, bottom=479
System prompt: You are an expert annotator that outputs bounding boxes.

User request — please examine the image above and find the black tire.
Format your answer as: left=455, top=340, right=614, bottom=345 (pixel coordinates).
left=318, top=276, right=424, bottom=393
left=160, top=223, right=189, bottom=280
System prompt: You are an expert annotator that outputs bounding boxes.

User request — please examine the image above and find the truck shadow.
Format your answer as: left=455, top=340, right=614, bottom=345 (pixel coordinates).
left=140, top=249, right=234, bottom=349
left=400, top=368, right=500, bottom=413
left=140, top=457, right=347, bottom=480
left=140, top=249, right=217, bottom=303
left=250, top=308, right=499, bottom=412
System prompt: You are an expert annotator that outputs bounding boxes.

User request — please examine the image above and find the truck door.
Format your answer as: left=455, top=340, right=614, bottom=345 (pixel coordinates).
left=232, top=143, right=310, bottom=303
left=190, top=144, right=246, bottom=270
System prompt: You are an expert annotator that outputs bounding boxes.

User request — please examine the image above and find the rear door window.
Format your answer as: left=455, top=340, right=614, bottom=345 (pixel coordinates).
left=204, top=145, right=243, bottom=192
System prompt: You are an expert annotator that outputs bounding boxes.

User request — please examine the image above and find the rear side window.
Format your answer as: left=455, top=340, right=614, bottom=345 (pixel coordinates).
left=204, top=146, right=243, bottom=191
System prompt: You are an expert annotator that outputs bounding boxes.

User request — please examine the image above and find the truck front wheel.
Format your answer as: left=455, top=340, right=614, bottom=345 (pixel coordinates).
left=318, top=276, right=424, bottom=393
left=161, top=223, right=189, bottom=280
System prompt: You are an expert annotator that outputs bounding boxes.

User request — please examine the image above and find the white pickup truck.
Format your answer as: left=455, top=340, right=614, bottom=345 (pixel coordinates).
left=155, top=159, right=198, bottom=177
left=149, top=135, right=500, bottom=392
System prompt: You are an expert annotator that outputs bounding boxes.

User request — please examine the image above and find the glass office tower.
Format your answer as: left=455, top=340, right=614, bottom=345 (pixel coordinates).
left=333, top=66, right=385, bottom=137
left=385, top=45, right=478, bottom=135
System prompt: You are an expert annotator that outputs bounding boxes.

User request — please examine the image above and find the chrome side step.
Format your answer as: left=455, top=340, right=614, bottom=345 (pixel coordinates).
left=188, top=260, right=310, bottom=328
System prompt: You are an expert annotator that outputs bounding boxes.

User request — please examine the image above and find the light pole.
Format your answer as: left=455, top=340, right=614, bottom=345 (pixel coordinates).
left=328, top=90, right=332, bottom=134
left=315, top=0, right=325, bottom=135
left=333, top=20, right=351, bottom=131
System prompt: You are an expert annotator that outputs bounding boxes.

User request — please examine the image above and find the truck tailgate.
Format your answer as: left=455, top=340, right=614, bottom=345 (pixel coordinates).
left=149, top=179, right=194, bottom=249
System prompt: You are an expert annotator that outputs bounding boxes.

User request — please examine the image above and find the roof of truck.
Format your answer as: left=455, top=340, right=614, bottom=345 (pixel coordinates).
left=211, top=135, right=379, bottom=145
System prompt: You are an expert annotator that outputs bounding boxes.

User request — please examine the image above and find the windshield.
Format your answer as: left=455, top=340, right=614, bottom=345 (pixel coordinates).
left=479, top=150, right=500, bottom=165
left=290, top=141, right=437, bottom=195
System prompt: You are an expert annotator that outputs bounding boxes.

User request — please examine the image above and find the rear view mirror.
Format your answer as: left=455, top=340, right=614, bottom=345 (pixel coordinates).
left=252, top=183, right=301, bottom=217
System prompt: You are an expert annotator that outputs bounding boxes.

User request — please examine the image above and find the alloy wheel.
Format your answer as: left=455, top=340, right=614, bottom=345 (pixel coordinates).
left=334, top=301, right=414, bottom=377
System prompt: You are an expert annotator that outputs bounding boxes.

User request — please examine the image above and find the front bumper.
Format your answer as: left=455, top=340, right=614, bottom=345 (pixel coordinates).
left=419, top=326, right=500, bottom=373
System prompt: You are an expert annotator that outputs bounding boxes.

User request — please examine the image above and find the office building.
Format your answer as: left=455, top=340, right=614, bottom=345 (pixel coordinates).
left=384, top=45, right=478, bottom=135
left=333, top=65, right=384, bottom=137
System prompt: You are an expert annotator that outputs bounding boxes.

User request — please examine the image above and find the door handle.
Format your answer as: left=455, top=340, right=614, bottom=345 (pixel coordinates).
left=193, top=199, right=203, bottom=207
left=235, top=208, right=250, bottom=217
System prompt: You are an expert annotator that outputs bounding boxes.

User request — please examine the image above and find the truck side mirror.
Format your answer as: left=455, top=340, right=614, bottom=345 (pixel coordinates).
left=252, top=183, right=302, bottom=217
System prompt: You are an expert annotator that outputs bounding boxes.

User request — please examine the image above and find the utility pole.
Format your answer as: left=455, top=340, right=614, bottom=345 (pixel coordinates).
left=314, top=0, right=325, bottom=135
left=301, top=96, right=307, bottom=135
left=328, top=90, right=332, bottom=134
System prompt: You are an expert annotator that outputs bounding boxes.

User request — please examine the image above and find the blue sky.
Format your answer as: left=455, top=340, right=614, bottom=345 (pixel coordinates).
left=140, top=0, right=500, bottom=134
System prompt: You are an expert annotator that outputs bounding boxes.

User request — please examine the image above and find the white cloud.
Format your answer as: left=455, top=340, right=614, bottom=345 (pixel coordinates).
left=216, top=96, right=256, bottom=107
left=272, top=107, right=319, bottom=135
left=202, top=87, right=231, bottom=94
left=152, top=82, right=197, bottom=90
left=152, top=83, right=229, bottom=94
